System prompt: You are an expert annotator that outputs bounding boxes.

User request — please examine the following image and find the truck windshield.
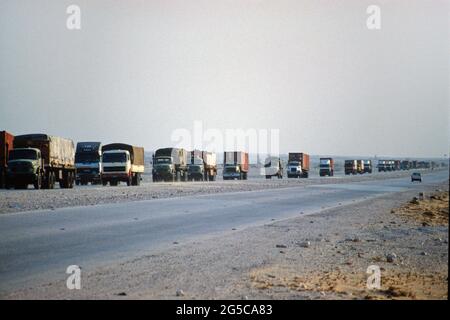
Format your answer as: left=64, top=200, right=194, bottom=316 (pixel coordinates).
left=9, top=149, right=38, bottom=160
left=155, top=157, right=172, bottom=164
left=288, top=161, right=299, bottom=166
left=103, top=153, right=126, bottom=163
left=75, top=153, right=99, bottom=163
left=225, top=166, right=237, bottom=173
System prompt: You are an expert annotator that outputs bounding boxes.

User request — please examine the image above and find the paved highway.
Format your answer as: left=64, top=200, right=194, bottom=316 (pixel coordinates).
left=0, top=170, right=447, bottom=294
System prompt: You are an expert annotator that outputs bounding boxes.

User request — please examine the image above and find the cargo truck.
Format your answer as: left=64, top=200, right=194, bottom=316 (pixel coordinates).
left=101, top=143, right=144, bottom=186
left=319, top=157, right=334, bottom=176
left=287, top=152, right=310, bottom=178
left=7, top=134, right=76, bottom=189
left=1, top=131, right=14, bottom=188
left=401, top=160, right=410, bottom=170
left=75, top=142, right=102, bottom=185
left=152, top=148, right=188, bottom=182
left=345, top=160, right=357, bottom=175
left=356, top=160, right=365, bottom=174
left=363, top=160, right=372, bottom=173
left=223, top=151, right=249, bottom=180
left=264, top=156, right=283, bottom=179
left=187, top=150, right=217, bottom=181
left=378, top=160, right=387, bottom=172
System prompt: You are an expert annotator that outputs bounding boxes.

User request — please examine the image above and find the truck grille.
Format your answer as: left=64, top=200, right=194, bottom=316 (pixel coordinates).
left=103, top=166, right=125, bottom=172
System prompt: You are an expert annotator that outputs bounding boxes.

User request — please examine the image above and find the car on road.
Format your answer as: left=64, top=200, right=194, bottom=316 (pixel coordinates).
left=411, top=172, right=422, bottom=182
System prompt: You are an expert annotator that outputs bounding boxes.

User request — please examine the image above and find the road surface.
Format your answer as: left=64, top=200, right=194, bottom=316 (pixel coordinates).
left=0, top=170, right=447, bottom=295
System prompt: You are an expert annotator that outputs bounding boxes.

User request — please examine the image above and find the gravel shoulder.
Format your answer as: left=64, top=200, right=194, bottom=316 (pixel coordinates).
left=0, top=170, right=435, bottom=214
left=4, top=179, right=448, bottom=300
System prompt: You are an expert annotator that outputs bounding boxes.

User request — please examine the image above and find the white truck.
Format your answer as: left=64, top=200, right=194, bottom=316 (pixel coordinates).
left=101, top=143, right=144, bottom=186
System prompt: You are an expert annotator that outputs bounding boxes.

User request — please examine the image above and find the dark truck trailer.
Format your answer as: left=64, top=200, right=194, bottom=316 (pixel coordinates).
left=345, top=160, right=357, bottom=175
left=101, top=143, right=144, bottom=186
left=319, top=157, right=334, bottom=177
left=0, top=131, right=14, bottom=188
left=223, top=151, right=249, bottom=180
left=152, top=147, right=188, bottom=182
left=401, top=160, right=410, bottom=170
left=188, top=150, right=217, bottom=181
left=8, top=134, right=76, bottom=189
left=75, top=142, right=102, bottom=185
left=287, top=152, right=310, bottom=178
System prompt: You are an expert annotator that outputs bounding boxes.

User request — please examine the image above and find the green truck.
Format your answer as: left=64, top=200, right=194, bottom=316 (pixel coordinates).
left=152, top=148, right=188, bottom=182
left=7, top=134, right=76, bottom=189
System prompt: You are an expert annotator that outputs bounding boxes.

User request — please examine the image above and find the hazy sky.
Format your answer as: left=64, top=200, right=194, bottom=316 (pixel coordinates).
left=1, top=0, right=448, bottom=157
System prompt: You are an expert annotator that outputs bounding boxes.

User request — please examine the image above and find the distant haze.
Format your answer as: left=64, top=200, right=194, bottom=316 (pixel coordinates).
left=0, top=0, right=448, bottom=157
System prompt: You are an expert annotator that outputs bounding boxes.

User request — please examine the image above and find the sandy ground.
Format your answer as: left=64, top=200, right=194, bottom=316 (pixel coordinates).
left=0, top=169, right=432, bottom=214
left=4, top=179, right=447, bottom=300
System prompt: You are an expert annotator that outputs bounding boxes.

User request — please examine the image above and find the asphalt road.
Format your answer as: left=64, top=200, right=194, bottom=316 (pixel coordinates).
left=0, top=170, right=447, bottom=294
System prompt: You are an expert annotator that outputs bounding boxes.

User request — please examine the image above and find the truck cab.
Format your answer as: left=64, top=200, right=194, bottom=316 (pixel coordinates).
left=264, top=156, right=283, bottom=179
left=188, top=157, right=205, bottom=181
left=287, top=161, right=303, bottom=178
left=102, top=150, right=132, bottom=186
left=319, top=158, right=334, bottom=177
left=75, top=142, right=102, bottom=185
left=153, top=156, right=176, bottom=181
left=223, top=164, right=242, bottom=180
left=7, top=148, right=42, bottom=189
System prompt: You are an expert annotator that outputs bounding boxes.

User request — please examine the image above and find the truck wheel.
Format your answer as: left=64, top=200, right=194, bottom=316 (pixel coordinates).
left=102, top=180, right=108, bottom=186
left=34, top=174, right=42, bottom=190
left=136, top=173, right=141, bottom=186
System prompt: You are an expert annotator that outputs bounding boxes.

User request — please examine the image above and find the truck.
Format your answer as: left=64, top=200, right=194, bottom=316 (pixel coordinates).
left=187, top=150, right=217, bottom=181
left=287, top=152, right=310, bottom=178
left=152, top=148, right=188, bottom=182
left=319, top=157, right=334, bottom=177
left=401, top=160, right=410, bottom=170
left=75, top=142, right=102, bottom=185
left=356, top=160, right=365, bottom=174
left=223, top=151, right=249, bottom=180
left=345, top=160, right=357, bottom=175
left=263, top=156, right=283, bottom=179
left=101, top=143, right=144, bottom=186
left=378, top=160, right=387, bottom=172
left=0, top=131, right=14, bottom=188
left=363, top=160, right=372, bottom=173
left=7, top=134, right=76, bottom=189
left=394, top=160, right=401, bottom=171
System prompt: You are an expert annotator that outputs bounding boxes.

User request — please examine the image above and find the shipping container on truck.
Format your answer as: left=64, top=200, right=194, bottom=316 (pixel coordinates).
left=223, top=151, right=249, bottom=180
left=188, top=150, right=217, bottom=181
left=319, top=157, right=334, bottom=177
left=152, top=147, right=188, bottom=182
left=287, top=152, right=310, bottom=178
left=0, top=131, right=14, bottom=188
left=345, top=160, right=358, bottom=175
left=8, top=134, right=76, bottom=189
left=75, top=142, right=102, bottom=185
left=101, top=143, right=144, bottom=186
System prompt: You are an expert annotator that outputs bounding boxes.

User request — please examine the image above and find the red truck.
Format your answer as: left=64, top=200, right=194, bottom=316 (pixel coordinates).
left=287, top=152, right=310, bottom=178
left=0, top=131, right=14, bottom=188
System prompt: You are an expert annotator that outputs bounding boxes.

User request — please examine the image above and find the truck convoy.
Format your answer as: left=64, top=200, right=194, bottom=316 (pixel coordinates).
left=287, top=152, right=310, bottom=178
left=319, top=157, right=334, bottom=176
left=152, top=148, right=188, bottom=182
left=264, top=156, right=283, bottom=179
left=187, top=150, right=217, bottom=181
left=344, top=160, right=357, bottom=175
left=75, top=142, right=102, bottom=185
left=0, top=131, right=14, bottom=188
left=7, top=134, right=76, bottom=189
left=223, top=151, right=249, bottom=180
left=101, top=143, right=144, bottom=186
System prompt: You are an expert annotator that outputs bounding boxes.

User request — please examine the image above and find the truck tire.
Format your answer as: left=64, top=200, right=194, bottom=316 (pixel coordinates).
left=136, top=173, right=141, bottom=186
left=102, top=180, right=108, bottom=186
left=34, top=173, right=42, bottom=190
